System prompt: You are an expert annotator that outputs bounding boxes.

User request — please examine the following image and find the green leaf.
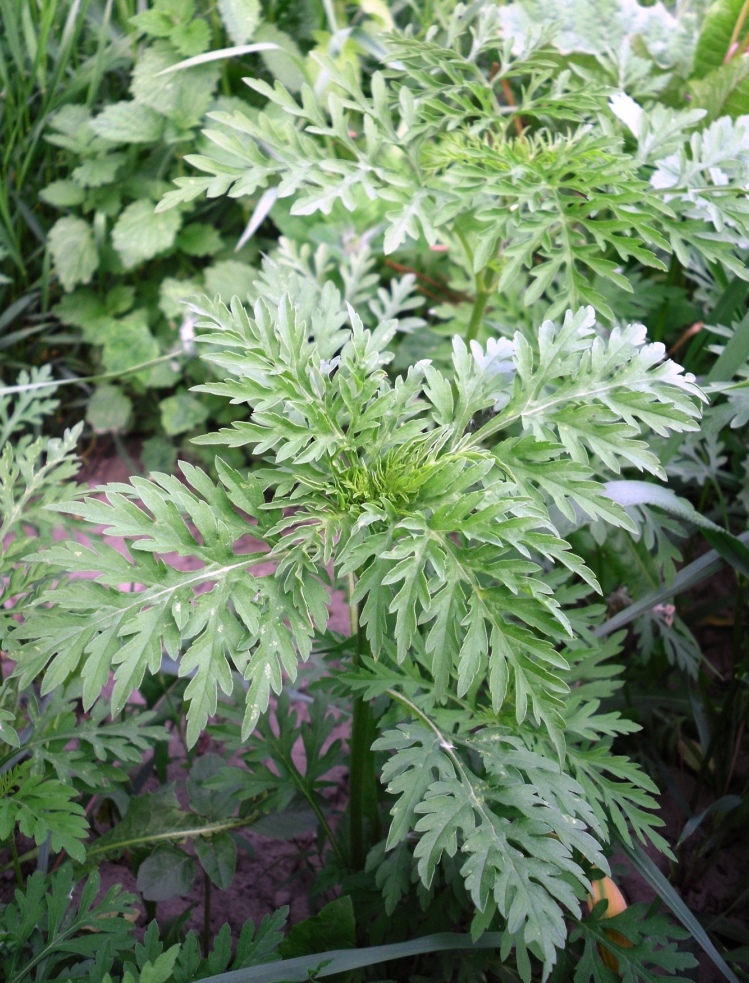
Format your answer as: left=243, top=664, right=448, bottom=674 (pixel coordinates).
left=39, top=180, right=86, bottom=207
left=84, top=785, right=259, bottom=868
left=159, top=391, right=211, bottom=435
left=86, top=385, right=133, bottom=434
left=91, top=101, right=165, bottom=143
left=159, top=275, right=202, bottom=318
left=279, top=896, right=355, bottom=960
left=218, top=0, right=261, bottom=44
left=48, top=217, right=99, bottom=292
left=693, top=0, right=748, bottom=78
left=194, top=831, right=237, bottom=889
left=188, top=753, right=238, bottom=819
left=170, top=20, right=209, bottom=57
left=71, top=153, right=126, bottom=188
left=254, top=24, right=307, bottom=91
left=0, top=870, right=136, bottom=981
left=100, top=309, right=160, bottom=376
left=129, top=8, right=175, bottom=38
left=112, top=199, right=183, bottom=269
left=176, top=222, right=223, bottom=256
left=131, top=41, right=219, bottom=127
left=572, top=901, right=697, bottom=982
left=204, top=259, right=256, bottom=301
left=0, top=766, right=88, bottom=861
left=137, top=844, right=196, bottom=900
left=688, top=55, right=749, bottom=120
left=13, top=462, right=318, bottom=746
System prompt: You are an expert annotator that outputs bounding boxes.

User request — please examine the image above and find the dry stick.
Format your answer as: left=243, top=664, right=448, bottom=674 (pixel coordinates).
left=668, top=321, right=703, bottom=358
left=500, top=77, right=525, bottom=138
left=383, top=260, right=473, bottom=305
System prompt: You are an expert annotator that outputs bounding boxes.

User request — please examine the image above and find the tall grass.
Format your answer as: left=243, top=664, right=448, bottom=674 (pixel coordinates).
left=0, top=0, right=138, bottom=342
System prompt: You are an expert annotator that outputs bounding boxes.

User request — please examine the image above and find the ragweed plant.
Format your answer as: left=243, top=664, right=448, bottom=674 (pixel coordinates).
left=9, top=0, right=749, bottom=979
left=14, top=275, right=703, bottom=978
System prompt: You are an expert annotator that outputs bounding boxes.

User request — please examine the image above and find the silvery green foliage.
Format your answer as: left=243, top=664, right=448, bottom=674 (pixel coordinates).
left=158, top=0, right=749, bottom=323
left=15, top=287, right=702, bottom=976
left=622, top=101, right=749, bottom=253
left=498, top=0, right=700, bottom=75
left=0, top=373, right=164, bottom=863
left=0, top=369, right=82, bottom=653
left=666, top=316, right=749, bottom=517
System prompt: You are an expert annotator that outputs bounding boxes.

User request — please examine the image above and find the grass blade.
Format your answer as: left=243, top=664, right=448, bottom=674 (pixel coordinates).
left=708, top=311, right=749, bottom=383
left=155, top=43, right=277, bottom=75
left=615, top=836, right=740, bottom=983
left=604, top=480, right=749, bottom=577
left=595, top=531, right=749, bottom=637
left=198, top=932, right=505, bottom=983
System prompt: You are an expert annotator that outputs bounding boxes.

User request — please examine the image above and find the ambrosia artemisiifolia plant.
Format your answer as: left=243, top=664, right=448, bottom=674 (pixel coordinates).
left=15, top=291, right=702, bottom=976
left=12, top=0, right=749, bottom=978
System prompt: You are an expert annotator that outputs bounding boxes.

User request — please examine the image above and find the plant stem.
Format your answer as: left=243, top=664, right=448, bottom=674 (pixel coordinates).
left=452, top=229, right=492, bottom=345
left=10, top=838, right=23, bottom=887
left=203, top=870, right=211, bottom=958
left=347, top=583, right=379, bottom=870
left=465, top=279, right=490, bottom=346
left=348, top=686, right=375, bottom=869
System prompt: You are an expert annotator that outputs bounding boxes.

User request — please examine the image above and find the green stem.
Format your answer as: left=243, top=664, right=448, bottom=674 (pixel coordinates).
left=347, top=585, right=379, bottom=870
left=10, top=838, right=23, bottom=887
left=465, top=280, right=490, bottom=346
left=0, top=352, right=186, bottom=397
left=203, top=870, right=211, bottom=958
left=349, top=689, right=375, bottom=868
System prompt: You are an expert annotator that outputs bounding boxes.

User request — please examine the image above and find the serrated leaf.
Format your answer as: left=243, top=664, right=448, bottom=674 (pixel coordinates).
left=131, top=41, right=219, bottom=127
left=194, top=832, right=237, bottom=889
left=48, top=217, right=99, bottom=291
left=112, top=199, right=183, bottom=268
left=91, top=101, right=164, bottom=144
left=137, top=844, right=196, bottom=900
left=204, top=259, right=256, bottom=301
left=39, top=180, right=86, bottom=207
left=129, top=8, right=174, bottom=39
left=72, top=153, right=126, bottom=188
left=0, top=869, right=136, bottom=979
left=86, top=385, right=132, bottom=434
left=100, top=308, right=160, bottom=375
left=176, top=222, right=223, bottom=256
left=159, top=391, right=210, bottom=435
left=172, top=20, right=210, bottom=57
left=0, top=767, right=88, bottom=861
left=218, top=0, right=260, bottom=44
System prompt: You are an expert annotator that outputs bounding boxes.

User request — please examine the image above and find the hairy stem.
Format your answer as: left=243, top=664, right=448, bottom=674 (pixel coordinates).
left=347, top=585, right=379, bottom=869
